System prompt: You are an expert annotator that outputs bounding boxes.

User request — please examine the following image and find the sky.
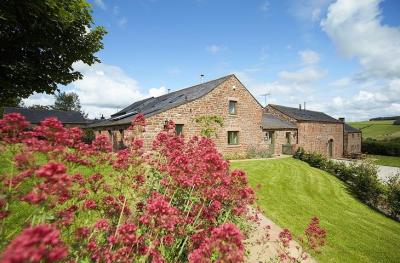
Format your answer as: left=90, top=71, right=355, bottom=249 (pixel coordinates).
left=24, top=0, right=400, bottom=121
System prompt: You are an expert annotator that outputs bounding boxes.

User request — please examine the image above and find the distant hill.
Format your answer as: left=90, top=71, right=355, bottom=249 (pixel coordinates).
left=369, top=116, right=400, bottom=121
left=349, top=120, right=400, bottom=140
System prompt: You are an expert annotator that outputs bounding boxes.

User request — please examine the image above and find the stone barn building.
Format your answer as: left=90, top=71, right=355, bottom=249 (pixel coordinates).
left=264, top=104, right=344, bottom=158
left=89, top=74, right=264, bottom=155
left=343, top=121, right=362, bottom=156
left=90, top=74, right=361, bottom=159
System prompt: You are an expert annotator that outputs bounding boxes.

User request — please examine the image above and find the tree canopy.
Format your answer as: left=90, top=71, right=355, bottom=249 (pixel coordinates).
left=0, top=0, right=106, bottom=107
left=53, top=91, right=86, bottom=117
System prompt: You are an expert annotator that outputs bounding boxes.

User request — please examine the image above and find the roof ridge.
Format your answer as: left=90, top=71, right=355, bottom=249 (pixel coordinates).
left=4, top=106, right=83, bottom=114
left=269, top=104, right=326, bottom=114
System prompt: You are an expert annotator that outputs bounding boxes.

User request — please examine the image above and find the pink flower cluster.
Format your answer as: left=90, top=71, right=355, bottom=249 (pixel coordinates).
left=0, top=224, right=67, bottom=263
left=305, top=217, right=327, bottom=251
left=0, top=113, right=261, bottom=262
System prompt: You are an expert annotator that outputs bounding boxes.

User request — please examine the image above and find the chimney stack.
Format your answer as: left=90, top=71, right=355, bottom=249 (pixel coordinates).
left=299, top=104, right=302, bottom=110
left=339, top=117, right=345, bottom=123
left=167, top=88, right=171, bottom=94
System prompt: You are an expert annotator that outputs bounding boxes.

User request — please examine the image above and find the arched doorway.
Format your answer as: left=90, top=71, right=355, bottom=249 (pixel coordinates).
left=328, top=139, right=334, bottom=158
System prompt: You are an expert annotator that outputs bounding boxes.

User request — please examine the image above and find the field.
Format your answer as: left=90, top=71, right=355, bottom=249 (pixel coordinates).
left=368, top=154, right=400, bottom=168
left=231, top=158, right=400, bottom=263
left=349, top=120, right=400, bottom=140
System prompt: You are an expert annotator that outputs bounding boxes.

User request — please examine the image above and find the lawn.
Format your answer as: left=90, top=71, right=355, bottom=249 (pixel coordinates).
left=231, top=158, right=400, bottom=263
left=368, top=154, right=400, bottom=168
left=349, top=120, right=400, bottom=140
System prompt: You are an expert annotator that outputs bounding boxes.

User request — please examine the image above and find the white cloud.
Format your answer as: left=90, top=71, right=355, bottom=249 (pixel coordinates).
left=330, top=77, right=351, bottom=87
left=289, top=0, right=334, bottom=22
left=299, top=49, right=320, bottom=64
left=260, top=1, right=270, bottom=12
left=24, top=62, right=168, bottom=118
left=206, top=45, right=223, bottom=54
left=94, top=0, right=106, bottom=10
left=149, top=86, right=167, bottom=97
left=321, top=0, right=400, bottom=79
left=22, top=93, right=54, bottom=107
left=278, top=67, right=326, bottom=84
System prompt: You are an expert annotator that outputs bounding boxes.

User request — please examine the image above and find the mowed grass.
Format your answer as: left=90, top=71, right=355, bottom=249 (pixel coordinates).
left=231, top=158, right=400, bottom=263
left=368, top=154, right=400, bottom=168
left=349, top=120, right=400, bottom=140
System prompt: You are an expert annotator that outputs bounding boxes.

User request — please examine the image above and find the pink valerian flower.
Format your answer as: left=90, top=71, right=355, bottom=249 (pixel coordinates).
left=188, top=223, right=244, bottom=263
left=304, top=217, right=327, bottom=251
left=75, top=227, right=91, bottom=240
left=132, top=113, right=146, bottom=127
left=84, top=199, right=97, bottom=210
left=33, top=117, right=67, bottom=146
left=91, top=135, right=112, bottom=153
left=94, top=219, right=110, bottom=231
left=102, top=195, right=131, bottom=217
left=0, top=113, right=30, bottom=143
left=0, top=224, right=68, bottom=263
left=13, top=151, right=36, bottom=170
left=88, top=173, right=104, bottom=193
left=21, top=162, right=72, bottom=205
left=279, top=228, right=293, bottom=248
left=140, top=192, right=181, bottom=232
left=57, top=205, right=78, bottom=226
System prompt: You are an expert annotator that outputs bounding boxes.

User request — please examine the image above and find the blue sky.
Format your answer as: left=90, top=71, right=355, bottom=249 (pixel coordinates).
left=25, top=0, right=400, bottom=121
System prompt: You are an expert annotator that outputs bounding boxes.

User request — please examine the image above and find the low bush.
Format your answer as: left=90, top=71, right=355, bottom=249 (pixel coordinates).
left=246, top=145, right=272, bottom=159
left=350, top=161, right=382, bottom=206
left=386, top=174, right=400, bottom=218
left=362, top=138, right=400, bottom=156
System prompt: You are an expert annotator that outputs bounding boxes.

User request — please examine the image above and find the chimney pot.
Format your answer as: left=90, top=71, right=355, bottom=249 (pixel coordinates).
left=299, top=104, right=302, bottom=110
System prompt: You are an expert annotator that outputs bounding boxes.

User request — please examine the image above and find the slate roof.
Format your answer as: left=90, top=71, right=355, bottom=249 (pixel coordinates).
left=344, top=123, right=361, bottom=133
left=3, top=107, right=87, bottom=124
left=262, top=114, right=297, bottom=130
left=268, top=104, right=342, bottom=123
left=89, top=74, right=234, bottom=128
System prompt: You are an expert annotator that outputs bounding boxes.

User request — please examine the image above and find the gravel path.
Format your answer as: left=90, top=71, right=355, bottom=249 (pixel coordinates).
left=245, top=208, right=316, bottom=263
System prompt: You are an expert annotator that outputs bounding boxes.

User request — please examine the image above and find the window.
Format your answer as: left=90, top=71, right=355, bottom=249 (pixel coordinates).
left=227, top=131, right=239, bottom=145
left=285, top=132, right=291, bottom=144
left=175, top=124, right=184, bottom=135
left=265, top=131, right=274, bottom=144
left=229, top=100, right=237, bottom=115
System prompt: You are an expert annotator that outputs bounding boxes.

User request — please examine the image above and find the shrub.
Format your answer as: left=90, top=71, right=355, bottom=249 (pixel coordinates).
left=350, top=161, right=382, bottom=206
left=246, top=145, right=272, bottom=159
left=386, top=174, right=400, bottom=218
left=293, top=147, right=305, bottom=160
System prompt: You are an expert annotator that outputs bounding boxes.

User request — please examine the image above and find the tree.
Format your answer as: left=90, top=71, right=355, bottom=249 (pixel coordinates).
left=0, top=0, right=106, bottom=107
left=53, top=91, right=86, bottom=117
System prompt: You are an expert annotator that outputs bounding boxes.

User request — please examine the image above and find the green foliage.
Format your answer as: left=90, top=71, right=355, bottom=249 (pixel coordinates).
left=350, top=161, right=382, bottom=206
left=0, top=0, right=106, bottom=106
left=362, top=138, right=400, bottom=156
left=82, top=128, right=95, bottom=143
left=53, top=92, right=86, bottom=117
left=194, top=115, right=224, bottom=138
left=246, top=145, right=272, bottom=159
left=385, top=174, right=400, bottom=218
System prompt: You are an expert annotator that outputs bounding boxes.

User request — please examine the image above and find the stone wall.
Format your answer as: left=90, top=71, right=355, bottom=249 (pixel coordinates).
left=100, top=75, right=264, bottom=155
left=297, top=122, right=344, bottom=158
left=344, top=132, right=362, bottom=155
left=262, top=129, right=297, bottom=155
